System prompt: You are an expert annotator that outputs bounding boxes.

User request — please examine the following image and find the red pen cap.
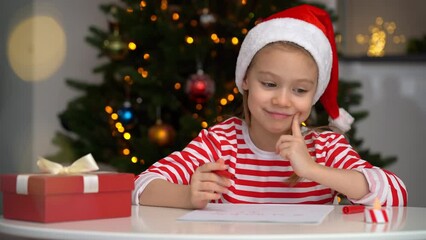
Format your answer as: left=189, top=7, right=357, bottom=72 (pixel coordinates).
left=342, top=205, right=365, bottom=214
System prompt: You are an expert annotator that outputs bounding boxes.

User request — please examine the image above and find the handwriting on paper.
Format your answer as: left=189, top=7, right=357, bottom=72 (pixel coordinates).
left=178, top=203, right=334, bottom=224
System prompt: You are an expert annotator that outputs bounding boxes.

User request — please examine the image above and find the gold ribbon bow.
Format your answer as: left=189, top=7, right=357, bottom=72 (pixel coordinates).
left=37, top=153, right=99, bottom=174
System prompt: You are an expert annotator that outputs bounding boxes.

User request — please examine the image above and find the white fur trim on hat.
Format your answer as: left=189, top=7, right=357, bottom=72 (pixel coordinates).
left=235, top=18, right=332, bottom=104
left=328, top=108, right=354, bottom=133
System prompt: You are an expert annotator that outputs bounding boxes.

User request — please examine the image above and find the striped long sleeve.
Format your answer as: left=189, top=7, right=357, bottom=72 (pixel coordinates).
left=133, top=117, right=407, bottom=206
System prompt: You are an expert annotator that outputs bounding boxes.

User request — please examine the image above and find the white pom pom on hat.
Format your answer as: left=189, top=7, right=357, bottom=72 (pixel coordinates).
left=235, top=4, right=354, bottom=132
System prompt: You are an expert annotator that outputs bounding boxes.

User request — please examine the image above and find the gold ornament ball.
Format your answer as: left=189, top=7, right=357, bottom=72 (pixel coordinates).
left=148, top=121, right=176, bottom=146
left=103, top=31, right=128, bottom=60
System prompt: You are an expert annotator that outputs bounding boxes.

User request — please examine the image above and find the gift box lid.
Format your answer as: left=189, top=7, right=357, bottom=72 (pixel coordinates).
left=0, top=172, right=134, bottom=195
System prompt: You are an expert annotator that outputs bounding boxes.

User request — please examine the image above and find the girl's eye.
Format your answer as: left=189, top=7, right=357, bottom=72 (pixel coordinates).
left=294, top=88, right=308, bottom=94
left=261, top=81, right=276, bottom=88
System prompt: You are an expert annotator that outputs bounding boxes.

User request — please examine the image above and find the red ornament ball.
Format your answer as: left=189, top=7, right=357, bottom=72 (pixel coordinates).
left=185, top=70, right=215, bottom=104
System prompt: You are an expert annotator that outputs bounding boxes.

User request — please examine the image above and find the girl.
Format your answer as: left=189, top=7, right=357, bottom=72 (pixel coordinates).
left=132, top=4, right=407, bottom=209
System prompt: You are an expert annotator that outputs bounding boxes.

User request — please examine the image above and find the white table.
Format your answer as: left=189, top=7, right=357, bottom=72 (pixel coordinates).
left=1, top=205, right=426, bottom=240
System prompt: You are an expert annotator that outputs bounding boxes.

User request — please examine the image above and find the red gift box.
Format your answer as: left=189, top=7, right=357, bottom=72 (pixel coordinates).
left=0, top=172, right=134, bottom=223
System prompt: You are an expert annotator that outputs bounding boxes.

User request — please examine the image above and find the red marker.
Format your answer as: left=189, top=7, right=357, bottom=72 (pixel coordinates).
left=213, top=170, right=236, bottom=180
left=342, top=205, right=365, bottom=214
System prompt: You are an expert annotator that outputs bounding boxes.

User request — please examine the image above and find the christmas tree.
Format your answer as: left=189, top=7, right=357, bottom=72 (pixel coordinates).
left=48, top=0, right=395, bottom=174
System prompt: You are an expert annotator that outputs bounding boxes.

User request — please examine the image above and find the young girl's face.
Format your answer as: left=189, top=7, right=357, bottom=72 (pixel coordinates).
left=242, top=43, right=318, bottom=135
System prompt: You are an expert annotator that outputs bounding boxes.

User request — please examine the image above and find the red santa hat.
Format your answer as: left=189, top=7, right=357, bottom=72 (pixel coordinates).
left=235, top=4, right=354, bottom=132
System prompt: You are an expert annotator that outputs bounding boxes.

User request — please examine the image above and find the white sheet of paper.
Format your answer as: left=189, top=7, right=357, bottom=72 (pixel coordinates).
left=178, top=203, right=334, bottom=224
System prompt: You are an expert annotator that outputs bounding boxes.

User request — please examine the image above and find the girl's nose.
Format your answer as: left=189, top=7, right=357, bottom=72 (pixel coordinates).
left=271, top=90, right=291, bottom=107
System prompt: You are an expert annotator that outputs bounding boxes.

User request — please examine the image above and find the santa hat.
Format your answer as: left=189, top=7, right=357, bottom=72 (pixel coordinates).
left=235, top=4, right=354, bottom=132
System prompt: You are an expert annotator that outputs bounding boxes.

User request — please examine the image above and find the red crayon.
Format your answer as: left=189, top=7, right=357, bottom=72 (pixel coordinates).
left=342, top=205, right=365, bottom=214
left=213, top=170, right=236, bottom=180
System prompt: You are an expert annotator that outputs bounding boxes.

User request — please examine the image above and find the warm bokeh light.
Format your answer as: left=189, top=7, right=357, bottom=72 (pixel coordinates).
left=357, top=17, right=405, bottom=57
left=172, top=12, right=179, bottom=21
left=186, top=36, right=194, bottom=44
left=115, top=122, right=123, bottom=129
left=122, top=148, right=130, bottom=155
left=105, top=106, right=113, bottom=114
left=123, top=132, right=131, bottom=140
left=201, top=121, right=208, bottom=128
left=141, top=70, right=148, bottom=78
left=231, top=37, right=239, bottom=45
left=128, top=42, right=137, bottom=50
left=196, top=104, right=203, bottom=111
left=8, top=15, right=66, bottom=82
left=220, top=98, right=228, bottom=105
left=160, top=0, right=168, bottom=10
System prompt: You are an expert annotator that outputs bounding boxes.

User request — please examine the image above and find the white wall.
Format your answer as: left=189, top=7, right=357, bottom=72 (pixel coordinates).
left=340, top=61, right=426, bottom=207
left=1, top=0, right=425, bottom=208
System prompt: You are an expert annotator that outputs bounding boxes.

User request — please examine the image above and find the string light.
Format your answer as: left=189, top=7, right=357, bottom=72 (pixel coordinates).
left=137, top=67, right=148, bottom=78
left=122, top=148, right=130, bottom=155
left=123, top=132, right=131, bottom=140
left=123, top=75, right=133, bottom=84
left=220, top=98, right=228, bottom=106
left=160, top=0, right=167, bottom=10
left=211, top=33, right=219, bottom=43
left=196, top=104, right=203, bottom=111
left=128, top=42, right=137, bottom=50
left=233, top=87, right=239, bottom=94
left=174, top=82, right=181, bottom=90
left=150, top=15, right=157, bottom=22
left=105, top=106, right=113, bottom=114
left=201, top=121, right=208, bottom=128
left=143, top=53, right=150, bottom=60
left=186, top=36, right=194, bottom=44
left=141, top=70, right=148, bottom=78
left=231, top=37, right=239, bottom=45
left=172, top=12, right=179, bottom=21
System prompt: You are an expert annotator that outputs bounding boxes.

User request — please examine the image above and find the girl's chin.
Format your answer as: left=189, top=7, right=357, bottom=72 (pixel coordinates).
left=264, top=125, right=291, bottom=135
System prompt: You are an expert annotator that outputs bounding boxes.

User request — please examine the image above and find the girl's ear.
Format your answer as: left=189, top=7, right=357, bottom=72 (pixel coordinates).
left=242, top=77, right=249, bottom=90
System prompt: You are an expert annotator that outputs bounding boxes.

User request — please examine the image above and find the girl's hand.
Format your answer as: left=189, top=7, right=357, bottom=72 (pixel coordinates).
left=189, top=158, right=231, bottom=209
left=275, top=113, right=316, bottom=179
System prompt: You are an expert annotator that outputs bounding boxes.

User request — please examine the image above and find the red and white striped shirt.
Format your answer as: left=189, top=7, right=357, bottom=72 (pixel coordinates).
left=133, top=117, right=407, bottom=206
